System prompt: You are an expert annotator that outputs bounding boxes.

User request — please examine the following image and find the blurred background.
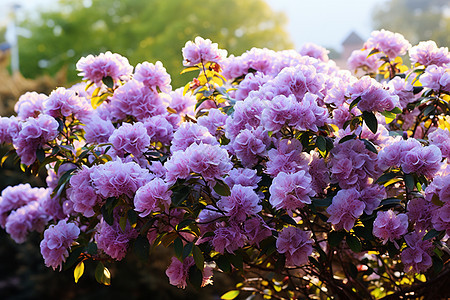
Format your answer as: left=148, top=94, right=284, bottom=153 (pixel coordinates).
left=0, top=0, right=449, bottom=299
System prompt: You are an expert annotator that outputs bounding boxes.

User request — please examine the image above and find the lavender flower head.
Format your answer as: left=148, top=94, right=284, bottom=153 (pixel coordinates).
left=76, top=51, right=133, bottom=86
left=217, top=184, right=261, bottom=223
left=409, top=41, right=450, bottom=67
left=276, top=227, right=313, bottom=267
left=364, top=29, right=411, bottom=59
left=182, top=36, right=227, bottom=66
left=299, top=42, right=329, bottom=62
left=134, top=61, right=172, bottom=93
left=327, top=188, right=365, bottom=231
left=373, top=210, right=408, bottom=244
left=14, top=92, right=46, bottom=120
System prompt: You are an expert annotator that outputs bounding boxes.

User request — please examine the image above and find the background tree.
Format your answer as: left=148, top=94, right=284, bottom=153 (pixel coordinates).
left=17, top=0, right=293, bottom=88
left=372, top=0, right=449, bottom=47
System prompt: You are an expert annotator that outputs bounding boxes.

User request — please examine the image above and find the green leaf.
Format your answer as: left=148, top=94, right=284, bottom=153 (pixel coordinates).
left=432, top=255, right=443, bottom=274
left=431, top=194, right=444, bottom=207
left=379, top=198, right=402, bottom=209
left=127, top=209, right=138, bottom=227
left=362, top=139, right=378, bottom=154
left=339, top=134, right=356, bottom=144
left=328, top=231, right=345, bottom=247
left=134, top=235, right=150, bottom=261
left=346, top=234, right=362, bottom=253
left=36, top=148, right=46, bottom=163
left=95, top=262, right=111, bottom=286
left=188, top=265, right=203, bottom=289
left=193, top=245, right=204, bottom=271
left=63, top=246, right=84, bottom=271
left=423, top=105, right=435, bottom=116
left=363, top=111, right=378, bottom=134
left=176, top=219, right=195, bottom=230
left=119, top=215, right=127, bottom=232
left=376, top=172, right=398, bottom=184
left=349, top=96, right=361, bottom=110
left=221, top=290, right=240, bottom=300
left=280, top=214, right=297, bottom=225
left=180, top=66, right=200, bottom=74
left=381, top=110, right=397, bottom=124
left=171, top=185, right=190, bottom=206
left=86, top=242, right=98, bottom=255
left=174, top=237, right=183, bottom=260
left=367, top=48, right=380, bottom=57
left=183, top=242, right=194, bottom=260
left=390, top=107, right=402, bottom=114
left=226, top=253, right=243, bottom=270
left=216, top=255, right=231, bottom=272
left=312, top=197, right=332, bottom=207
left=213, top=180, right=231, bottom=196
left=316, top=135, right=326, bottom=152
left=404, top=173, right=415, bottom=191
left=423, top=229, right=440, bottom=241
left=102, top=76, right=114, bottom=89
left=74, top=261, right=84, bottom=283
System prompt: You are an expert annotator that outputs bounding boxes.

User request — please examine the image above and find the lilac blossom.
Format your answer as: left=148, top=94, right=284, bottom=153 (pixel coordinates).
left=43, top=87, right=92, bottom=120
left=231, top=126, right=270, bottom=167
left=167, top=87, right=196, bottom=116
left=109, top=122, right=150, bottom=157
left=40, top=220, right=80, bottom=270
left=166, top=256, right=213, bottom=288
left=14, top=92, right=46, bottom=120
left=217, top=185, right=261, bottom=223
left=327, top=188, right=365, bottom=231
left=197, top=108, right=228, bottom=136
left=266, top=139, right=309, bottom=177
left=364, top=29, right=411, bottom=59
left=12, top=114, right=59, bottom=165
left=269, top=170, right=315, bottom=212
left=224, top=168, right=261, bottom=190
left=308, top=151, right=330, bottom=194
left=347, top=49, right=383, bottom=74
left=95, top=220, right=138, bottom=261
left=134, top=178, right=172, bottom=217
left=76, top=51, right=133, bottom=86
left=276, top=227, right=313, bottom=267
left=67, top=165, right=101, bottom=217
left=386, top=76, right=415, bottom=109
left=373, top=210, right=408, bottom=244
left=5, top=201, right=48, bottom=243
left=360, top=184, right=386, bottom=215
left=429, top=128, right=450, bottom=160
left=346, top=76, right=400, bottom=113
left=182, top=37, right=227, bottom=66
left=143, top=115, right=174, bottom=145
left=407, top=197, right=433, bottom=231
left=212, top=226, right=247, bottom=254
left=420, top=65, right=450, bottom=93
left=234, top=72, right=271, bottom=101
left=243, top=218, right=272, bottom=247
left=83, top=115, right=115, bottom=144
left=409, top=41, right=450, bottom=67
left=401, top=231, right=433, bottom=273
left=299, top=43, right=329, bottom=62
left=170, top=122, right=218, bottom=153
left=134, top=61, right=172, bottom=93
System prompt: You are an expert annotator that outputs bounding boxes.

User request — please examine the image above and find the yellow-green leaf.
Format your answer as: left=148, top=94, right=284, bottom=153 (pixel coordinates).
left=221, top=290, right=240, bottom=300
left=74, top=261, right=85, bottom=283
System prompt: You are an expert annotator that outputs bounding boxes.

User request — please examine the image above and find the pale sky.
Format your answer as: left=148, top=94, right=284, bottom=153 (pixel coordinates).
left=1, top=0, right=387, bottom=51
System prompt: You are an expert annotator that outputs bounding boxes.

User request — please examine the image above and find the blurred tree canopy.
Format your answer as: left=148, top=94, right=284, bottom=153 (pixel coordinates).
left=16, top=0, right=293, bottom=88
left=372, top=0, right=450, bottom=47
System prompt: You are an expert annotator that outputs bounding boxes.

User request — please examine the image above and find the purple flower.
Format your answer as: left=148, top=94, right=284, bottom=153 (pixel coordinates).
left=231, top=126, right=270, bottom=167
left=225, top=96, right=267, bottom=140
left=373, top=210, right=408, bottom=244
left=243, top=218, right=272, bottom=247
left=197, top=108, right=228, bottom=136
left=364, top=29, right=411, bottom=59
left=299, top=43, right=329, bottom=62
left=5, top=201, right=48, bottom=243
left=346, top=76, right=400, bottom=113
left=276, top=227, right=313, bottom=266
left=262, top=94, right=301, bottom=133
left=0, top=117, right=16, bottom=144
left=83, top=115, right=115, bottom=144
left=409, top=41, right=450, bottom=67
left=134, top=61, right=172, bottom=93
left=109, top=122, right=150, bottom=157
left=170, top=122, right=218, bottom=153
left=143, top=115, right=174, bottom=145
left=12, top=114, right=59, bottom=165
left=407, top=197, right=433, bottom=231
left=109, top=80, right=166, bottom=121
left=165, top=143, right=232, bottom=185
left=224, top=168, right=261, bottom=190
left=429, top=128, right=450, bottom=160
left=14, top=92, right=46, bottom=120
left=234, top=72, right=271, bottom=101
left=269, top=170, right=315, bottom=212
left=90, top=160, right=151, bottom=199
left=425, top=174, right=450, bottom=235
left=308, top=151, right=330, bottom=194
left=67, top=165, right=101, bottom=217
left=401, top=231, right=433, bottom=273
left=266, top=139, right=309, bottom=177
left=386, top=76, right=415, bottom=109
left=40, top=220, right=80, bottom=270
left=95, top=219, right=138, bottom=261
left=43, top=87, right=92, bottom=120
left=360, top=184, right=386, bottom=215
left=217, top=185, right=261, bottom=223
left=347, top=49, right=383, bottom=74
left=166, top=256, right=213, bottom=289
left=167, top=87, right=196, bottom=116
left=212, top=226, right=247, bottom=254
left=421, top=65, right=450, bottom=93
left=76, top=51, right=133, bottom=86
left=182, top=37, right=227, bottom=66
left=134, top=178, right=172, bottom=217
left=327, top=188, right=365, bottom=231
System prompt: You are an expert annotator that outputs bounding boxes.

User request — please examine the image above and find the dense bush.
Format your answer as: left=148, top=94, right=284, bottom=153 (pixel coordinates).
left=0, top=31, right=449, bottom=299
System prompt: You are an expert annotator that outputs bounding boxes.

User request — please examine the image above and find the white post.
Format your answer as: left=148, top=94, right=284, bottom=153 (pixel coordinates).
left=5, top=4, right=21, bottom=74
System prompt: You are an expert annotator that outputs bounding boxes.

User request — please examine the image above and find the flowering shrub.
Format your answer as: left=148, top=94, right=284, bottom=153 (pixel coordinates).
left=0, top=32, right=450, bottom=299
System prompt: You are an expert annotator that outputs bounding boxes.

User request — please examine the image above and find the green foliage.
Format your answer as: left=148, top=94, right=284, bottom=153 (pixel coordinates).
left=372, top=0, right=450, bottom=46
left=17, top=0, right=293, bottom=87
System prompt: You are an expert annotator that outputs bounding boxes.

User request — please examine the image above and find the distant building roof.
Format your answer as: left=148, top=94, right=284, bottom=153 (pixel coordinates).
left=342, top=31, right=364, bottom=46
left=0, top=42, right=11, bottom=52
